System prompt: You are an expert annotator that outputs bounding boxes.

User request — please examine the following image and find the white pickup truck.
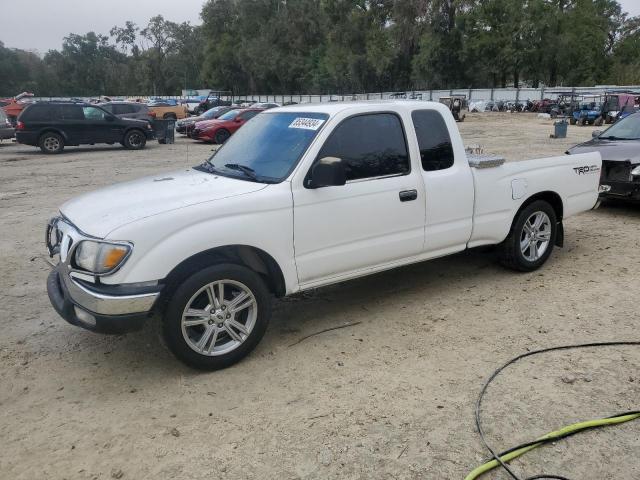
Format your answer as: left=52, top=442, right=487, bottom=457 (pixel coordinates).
left=46, top=101, right=601, bottom=369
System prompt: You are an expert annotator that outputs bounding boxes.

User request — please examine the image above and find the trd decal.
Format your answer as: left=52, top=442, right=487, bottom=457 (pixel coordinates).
left=573, top=165, right=600, bottom=175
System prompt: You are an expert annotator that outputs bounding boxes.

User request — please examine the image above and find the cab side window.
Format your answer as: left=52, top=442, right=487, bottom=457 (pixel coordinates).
left=83, top=106, right=107, bottom=120
left=317, top=113, right=409, bottom=181
left=412, top=110, right=454, bottom=171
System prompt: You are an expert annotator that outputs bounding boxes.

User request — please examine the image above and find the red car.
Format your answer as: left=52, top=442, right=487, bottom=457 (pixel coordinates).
left=1, top=92, right=34, bottom=124
left=191, top=108, right=264, bottom=144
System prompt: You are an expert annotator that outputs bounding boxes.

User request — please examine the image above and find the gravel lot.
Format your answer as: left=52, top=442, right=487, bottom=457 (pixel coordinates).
left=1, top=113, right=638, bottom=480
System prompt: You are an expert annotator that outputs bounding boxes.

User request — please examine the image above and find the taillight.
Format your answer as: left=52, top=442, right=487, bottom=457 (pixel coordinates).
left=16, top=121, right=25, bottom=130
left=150, top=111, right=157, bottom=118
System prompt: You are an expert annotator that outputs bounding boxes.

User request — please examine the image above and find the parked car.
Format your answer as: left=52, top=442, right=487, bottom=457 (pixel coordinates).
left=45, top=101, right=601, bottom=369
left=149, top=98, right=178, bottom=106
left=100, top=102, right=154, bottom=122
left=147, top=101, right=188, bottom=120
left=252, top=102, right=281, bottom=109
left=567, top=112, right=640, bottom=202
left=1, top=92, right=35, bottom=125
left=0, top=109, right=15, bottom=140
left=191, top=108, right=264, bottom=144
left=16, top=102, right=155, bottom=154
left=175, top=106, right=234, bottom=136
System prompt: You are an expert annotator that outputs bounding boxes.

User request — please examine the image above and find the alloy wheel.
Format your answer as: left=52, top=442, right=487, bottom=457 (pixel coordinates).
left=520, top=211, right=552, bottom=262
left=181, top=280, right=257, bottom=356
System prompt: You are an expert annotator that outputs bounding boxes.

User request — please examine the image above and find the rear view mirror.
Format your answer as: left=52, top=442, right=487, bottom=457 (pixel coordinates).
left=307, top=157, right=346, bottom=188
left=106, top=115, right=115, bottom=122
left=592, top=130, right=602, bottom=138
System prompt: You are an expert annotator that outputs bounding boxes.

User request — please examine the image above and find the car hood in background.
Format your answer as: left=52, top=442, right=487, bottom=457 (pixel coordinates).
left=178, top=116, right=203, bottom=125
left=60, top=168, right=266, bottom=238
left=568, top=138, right=640, bottom=163
left=193, top=119, right=226, bottom=130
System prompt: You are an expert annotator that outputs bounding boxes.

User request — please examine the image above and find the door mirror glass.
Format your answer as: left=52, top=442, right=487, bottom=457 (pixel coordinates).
left=592, top=130, right=602, bottom=138
left=307, top=157, right=346, bottom=188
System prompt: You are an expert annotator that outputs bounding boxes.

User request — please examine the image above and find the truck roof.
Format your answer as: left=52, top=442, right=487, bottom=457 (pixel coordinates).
left=271, top=100, right=446, bottom=115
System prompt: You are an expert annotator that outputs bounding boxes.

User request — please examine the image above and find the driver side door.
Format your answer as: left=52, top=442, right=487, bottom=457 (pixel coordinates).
left=292, top=112, right=426, bottom=286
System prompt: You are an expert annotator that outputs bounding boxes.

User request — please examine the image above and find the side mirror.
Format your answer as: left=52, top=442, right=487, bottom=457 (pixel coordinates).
left=234, top=117, right=243, bottom=123
left=106, top=115, right=115, bottom=122
left=307, top=157, right=346, bottom=188
left=592, top=130, right=602, bottom=138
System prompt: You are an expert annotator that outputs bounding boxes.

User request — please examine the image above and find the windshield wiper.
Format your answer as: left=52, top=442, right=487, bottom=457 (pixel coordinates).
left=600, top=136, right=640, bottom=140
left=224, top=163, right=260, bottom=182
left=199, top=161, right=222, bottom=174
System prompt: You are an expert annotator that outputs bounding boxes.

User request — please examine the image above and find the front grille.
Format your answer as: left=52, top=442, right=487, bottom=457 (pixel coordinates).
left=602, top=160, right=632, bottom=182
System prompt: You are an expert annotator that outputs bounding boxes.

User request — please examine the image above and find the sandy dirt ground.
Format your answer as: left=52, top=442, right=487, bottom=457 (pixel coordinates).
left=1, top=113, right=638, bottom=480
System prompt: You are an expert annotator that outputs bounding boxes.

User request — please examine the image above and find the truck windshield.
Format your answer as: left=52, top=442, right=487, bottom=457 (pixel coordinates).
left=599, top=113, right=640, bottom=140
left=206, top=112, right=329, bottom=183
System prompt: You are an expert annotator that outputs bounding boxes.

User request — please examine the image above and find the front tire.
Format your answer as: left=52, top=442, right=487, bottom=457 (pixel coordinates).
left=123, top=129, right=146, bottom=150
left=39, top=132, right=64, bottom=154
left=499, top=200, right=557, bottom=272
left=162, top=264, right=272, bottom=370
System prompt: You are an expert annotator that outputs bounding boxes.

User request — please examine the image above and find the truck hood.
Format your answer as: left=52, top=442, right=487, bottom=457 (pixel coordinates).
left=568, top=139, right=640, bottom=163
left=60, top=167, right=267, bottom=238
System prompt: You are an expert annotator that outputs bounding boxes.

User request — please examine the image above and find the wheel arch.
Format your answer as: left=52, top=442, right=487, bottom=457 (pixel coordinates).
left=158, top=244, right=286, bottom=312
left=38, top=128, right=68, bottom=143
left=510, top=191, right=564, bottom=246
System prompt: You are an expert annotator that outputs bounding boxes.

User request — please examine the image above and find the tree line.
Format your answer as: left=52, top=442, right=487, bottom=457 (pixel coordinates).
left=1, top=0, right=640, bottom=98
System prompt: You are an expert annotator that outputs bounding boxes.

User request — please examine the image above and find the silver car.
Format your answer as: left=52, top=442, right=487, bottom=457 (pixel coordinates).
left=0, top=109, right=15, bottom=140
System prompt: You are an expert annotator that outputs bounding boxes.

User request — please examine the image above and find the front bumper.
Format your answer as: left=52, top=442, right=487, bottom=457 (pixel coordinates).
left=47, top=267, right=160, bottom=334
left=599, top=181, right=640, bottom=201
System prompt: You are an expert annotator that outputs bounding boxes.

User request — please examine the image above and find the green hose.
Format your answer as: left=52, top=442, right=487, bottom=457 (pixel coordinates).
left=465, top=412, right=640, bottom=480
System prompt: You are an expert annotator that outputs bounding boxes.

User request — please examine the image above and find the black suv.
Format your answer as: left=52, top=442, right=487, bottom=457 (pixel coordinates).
left=16, top=102, right=155, bottom=154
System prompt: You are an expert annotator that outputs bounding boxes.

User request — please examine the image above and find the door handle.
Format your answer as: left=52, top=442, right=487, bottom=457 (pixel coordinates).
left=399, top=189, right=418, bottom=202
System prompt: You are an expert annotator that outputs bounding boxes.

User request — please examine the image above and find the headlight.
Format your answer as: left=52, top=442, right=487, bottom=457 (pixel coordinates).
left=74, top=241, right=131, bottom=274
left=631, top=165, right=640, bottom=176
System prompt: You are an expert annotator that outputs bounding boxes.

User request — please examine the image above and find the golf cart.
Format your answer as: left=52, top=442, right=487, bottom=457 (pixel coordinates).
left=571, top=95, right=602, bottom=126
left=439, top=95, right=467, bottom=122
left=194, top=91, right=233, bottom=115
left=595, top=92, right=635, bottom=126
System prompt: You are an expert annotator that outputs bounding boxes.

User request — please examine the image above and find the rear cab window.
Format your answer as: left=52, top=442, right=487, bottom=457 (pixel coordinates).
left=411, top=110, right=455, bottom=171
left=316, top=112, right=410, bottom=181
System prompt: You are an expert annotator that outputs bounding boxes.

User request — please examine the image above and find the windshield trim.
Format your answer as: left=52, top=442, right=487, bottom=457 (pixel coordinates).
left=204, top=111, right=331, bottom=184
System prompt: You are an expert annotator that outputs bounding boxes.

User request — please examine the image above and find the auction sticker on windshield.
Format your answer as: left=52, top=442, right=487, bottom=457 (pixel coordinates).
left=289, top=117, right=325, bottom=130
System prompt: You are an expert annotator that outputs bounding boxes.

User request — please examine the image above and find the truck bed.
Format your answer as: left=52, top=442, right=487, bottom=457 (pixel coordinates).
left=467, top=152, right=602, bottom=247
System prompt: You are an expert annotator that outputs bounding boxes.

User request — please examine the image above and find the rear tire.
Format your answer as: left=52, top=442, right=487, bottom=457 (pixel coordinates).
left=214, top=129, right=231, bottom=144
left=499, top=200, right=557, bottom=272
left=163, top=113, right=177, bottom=120
left=123, top=129, right=146, bottom=150
left=162, top=264, right=272, bottom=370
left=39, top=132, right=64, bottom=154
